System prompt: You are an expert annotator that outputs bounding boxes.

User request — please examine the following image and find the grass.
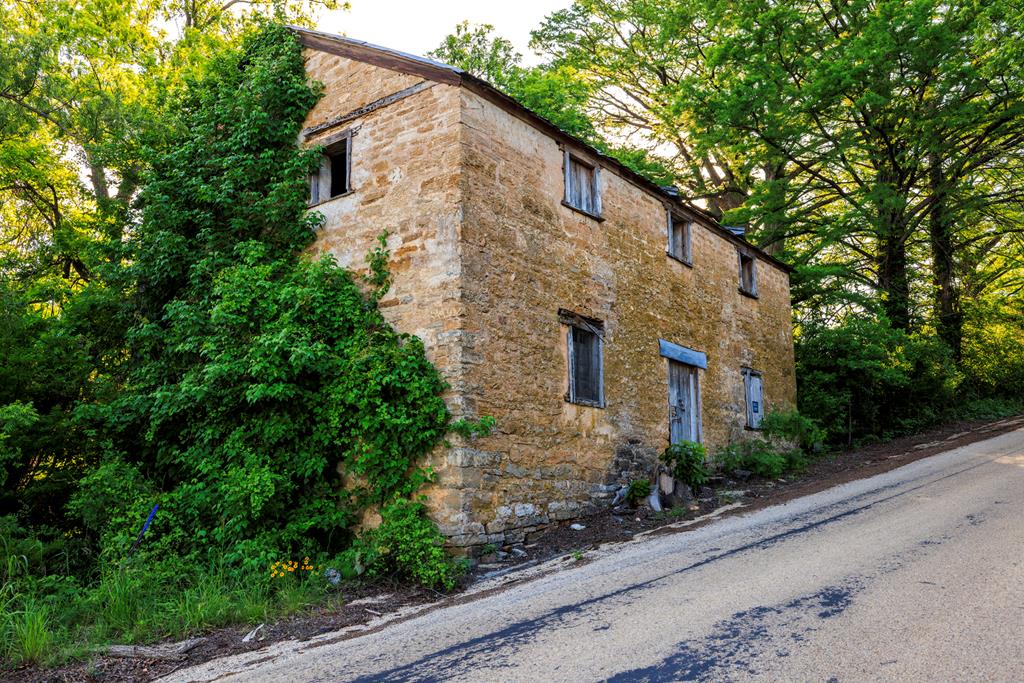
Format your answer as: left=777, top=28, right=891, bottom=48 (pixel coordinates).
left=0, top=559, right=339, bottom=671
left=3, top=399, right=1020, bottom=673
left=11, top=600, right=53, bottom=664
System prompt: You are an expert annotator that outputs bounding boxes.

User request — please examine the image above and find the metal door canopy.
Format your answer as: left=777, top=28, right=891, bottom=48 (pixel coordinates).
left=658, top=339, right=707, bottom=369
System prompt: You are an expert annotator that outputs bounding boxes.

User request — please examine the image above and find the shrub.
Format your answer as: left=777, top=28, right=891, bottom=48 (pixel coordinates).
left=960, top=304, right=1024, bottom=397
left=759, top=410, right=825, bottom=453
left=625, top=479, right=651, bottom=507
left=796, top=316, right=959, bottom=444
left=660, top=441, right=709, bottom=489
left=951, top=396, right=1024, bottom=421
left=715, top=440, right=787, bottom=479
left=358, top=499, right=461, bottom=591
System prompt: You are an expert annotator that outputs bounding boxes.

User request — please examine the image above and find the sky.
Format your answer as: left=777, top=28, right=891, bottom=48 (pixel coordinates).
left=315, top=0, right=573, bottom=65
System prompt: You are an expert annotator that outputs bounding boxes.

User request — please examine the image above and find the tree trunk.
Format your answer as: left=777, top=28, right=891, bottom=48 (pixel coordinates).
left=876, top=212, right=912, bottom=331
left=86, top=148, right=110, bottom=203
left=927, top=153, right=963, bottom=359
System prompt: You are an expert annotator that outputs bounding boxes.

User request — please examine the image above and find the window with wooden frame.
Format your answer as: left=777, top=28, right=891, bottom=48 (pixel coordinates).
left=742, top=368, right=764, bottom=429
left=667, top=211, right=693, bottom=264
left=562, top=151, right=602, bottom=219
left=560, top=309, right=605, bottom=408
left=309, top=130, right=353, bottom=205
left=738, top=250, right=758, bottom=297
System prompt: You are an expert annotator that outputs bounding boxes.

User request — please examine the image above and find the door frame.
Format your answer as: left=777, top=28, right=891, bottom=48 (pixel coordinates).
left=668, top=359, right=703, bottom=444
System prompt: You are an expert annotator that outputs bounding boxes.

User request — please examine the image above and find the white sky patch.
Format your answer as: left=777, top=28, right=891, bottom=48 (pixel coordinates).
left=316, top=0, right=572, bottom=66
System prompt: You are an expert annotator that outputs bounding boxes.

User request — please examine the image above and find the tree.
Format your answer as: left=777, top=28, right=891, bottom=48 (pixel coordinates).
left=431, top=21, right=675, bottom=184
left=530, top=0, right=751, bottom=214
left=692, top=0, right=1024, bottom=333
left=430, top=22, right=599, bottom=142
left=0, top=0, right=341, bottom=300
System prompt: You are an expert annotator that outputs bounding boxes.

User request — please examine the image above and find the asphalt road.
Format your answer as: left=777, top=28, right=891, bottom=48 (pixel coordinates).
left=166, top=427, right=1024, bottom=682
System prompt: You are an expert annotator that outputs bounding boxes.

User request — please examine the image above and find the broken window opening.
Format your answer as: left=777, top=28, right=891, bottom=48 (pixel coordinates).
left=309, top=132, right=353, bottom=205
left=668, top=211, right=693, bottom=264
left=739, top=251, right=758, bottom=296
left=563, top=151, right=602, bottom=218
left=564, top=313, right=605, bottom=408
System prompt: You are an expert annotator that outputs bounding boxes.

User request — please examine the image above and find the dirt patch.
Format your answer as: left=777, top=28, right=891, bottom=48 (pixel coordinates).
left=10, top=415, right=1022, bottom=682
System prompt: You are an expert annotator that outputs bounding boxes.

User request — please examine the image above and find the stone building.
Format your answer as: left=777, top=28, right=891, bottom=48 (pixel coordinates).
left=293, top=27, right=797, bottom=548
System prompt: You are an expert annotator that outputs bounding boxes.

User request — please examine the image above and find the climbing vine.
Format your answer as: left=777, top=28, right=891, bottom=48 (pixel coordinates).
left=76, top=24, right=452, bottom=579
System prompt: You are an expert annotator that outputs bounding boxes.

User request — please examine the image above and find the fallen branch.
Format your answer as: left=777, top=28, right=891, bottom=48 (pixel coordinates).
left=106, top=637, right=205, bottom=660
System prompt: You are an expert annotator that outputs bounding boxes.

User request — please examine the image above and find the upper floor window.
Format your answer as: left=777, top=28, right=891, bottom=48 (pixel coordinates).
left=560, top=309, right=605, bottom=408
left=563, top=151, right=602, bottom=219
left=667, top=211, right=692, bottom=264
left=738, top=250, right=758, bottom=297
left=309, top=132, right=352, bottom=205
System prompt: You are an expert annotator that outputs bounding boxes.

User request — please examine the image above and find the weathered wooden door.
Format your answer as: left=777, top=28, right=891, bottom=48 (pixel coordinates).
left=668, top=360, right=700, bottom=444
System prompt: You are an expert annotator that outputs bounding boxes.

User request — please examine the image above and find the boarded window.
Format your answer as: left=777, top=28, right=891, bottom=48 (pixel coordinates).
left=668, top=212, right=692, bottom=263
left=742, top=368, right=764, bottom=428
left=564, top=152, right=601, bottom=216
left=562, top=310, right=604, bottom=407
left=739, top=252, right=757, bottom=295
left=309, top=133, right=352, bottom=205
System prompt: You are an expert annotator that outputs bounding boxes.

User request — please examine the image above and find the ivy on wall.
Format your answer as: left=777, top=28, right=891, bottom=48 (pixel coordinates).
left=75, top=24, right=452, bottom=579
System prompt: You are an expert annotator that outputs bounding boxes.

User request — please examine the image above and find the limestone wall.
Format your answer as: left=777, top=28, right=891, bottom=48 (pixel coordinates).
left=300, top=50, right=474, bottom=527
left=449, top=87, right=796, bottom=545
left=301, top=48, right=796, bottom=549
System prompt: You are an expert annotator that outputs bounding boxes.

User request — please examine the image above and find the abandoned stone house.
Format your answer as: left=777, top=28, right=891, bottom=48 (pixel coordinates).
left=292, top=27, right=797, bottom=548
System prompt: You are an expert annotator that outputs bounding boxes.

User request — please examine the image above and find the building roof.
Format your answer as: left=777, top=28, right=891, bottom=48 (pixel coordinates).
left=289, top=26, right=793, bottom=274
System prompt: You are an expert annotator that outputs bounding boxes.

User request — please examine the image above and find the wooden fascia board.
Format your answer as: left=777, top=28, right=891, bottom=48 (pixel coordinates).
left=293, top=28, right=461, bottom=86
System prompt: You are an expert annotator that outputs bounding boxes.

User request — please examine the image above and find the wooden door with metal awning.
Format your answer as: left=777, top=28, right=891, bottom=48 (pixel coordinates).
left=660, top=339, right=707, bottom=444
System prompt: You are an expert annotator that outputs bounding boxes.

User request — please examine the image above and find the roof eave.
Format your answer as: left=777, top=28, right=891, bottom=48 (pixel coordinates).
left=289, top=26, right=794, bottom=275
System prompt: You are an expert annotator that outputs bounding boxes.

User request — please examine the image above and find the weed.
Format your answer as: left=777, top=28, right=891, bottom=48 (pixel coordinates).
left=9, top=600, right=52, bottom=665
left=661, top=441, right=709, bottom=488
left=95, top=569, right=144, bottom=640
left=760, top=409, right=825, bottom=452
left=167, top=573, right=236, bottom=634
left=448, top=415, right=497, bottom=438
left=625, top=479, right=651, bottom=507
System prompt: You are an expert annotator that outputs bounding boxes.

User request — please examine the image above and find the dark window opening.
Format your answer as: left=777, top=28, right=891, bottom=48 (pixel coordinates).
left=739, top=252, right=757, bottom=296
left=309, top=133, right=352, bottom=206
left=563, top=311, right=604, bottom=407
left=329, top=146, right=349, bottom=198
